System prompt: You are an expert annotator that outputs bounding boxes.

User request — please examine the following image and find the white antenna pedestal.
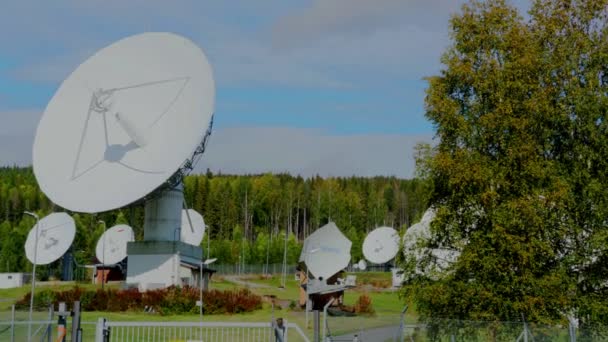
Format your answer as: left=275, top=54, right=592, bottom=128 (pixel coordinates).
left=126, top=182, right=203, bottom=291
left=143, top=184, right=184, bottom=241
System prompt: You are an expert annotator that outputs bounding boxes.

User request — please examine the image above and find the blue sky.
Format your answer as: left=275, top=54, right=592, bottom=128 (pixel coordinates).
left=0, top=0, right=531, bottom=178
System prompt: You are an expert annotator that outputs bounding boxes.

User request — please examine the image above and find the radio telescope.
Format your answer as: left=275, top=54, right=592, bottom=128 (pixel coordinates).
left=31, top=32, right=214, bottom=290
left=25, top=212, right=76, bottom=265
left=362, top=226, right=399, bottom=264
left=95, top=224, right=134, bottom=265
left=32, top=32, right=214, bottom=213
left=181, top=209, right=205, bottom=246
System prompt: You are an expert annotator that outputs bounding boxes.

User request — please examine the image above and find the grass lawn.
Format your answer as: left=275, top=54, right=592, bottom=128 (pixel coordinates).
left=240, top=273, right=406, bottom=313
left=0, top=272, right=411, bottom=340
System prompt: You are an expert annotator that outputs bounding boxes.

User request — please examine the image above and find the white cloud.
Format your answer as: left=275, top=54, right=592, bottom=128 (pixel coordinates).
left=270, top=0, right=462, bottom=46
left=1, top=0, right=469, bottom=88
left=0, top=109, right=432, bottom=178
left=0, top=110, right=41, bottom=165
left=198, top=126, right=433, bottom=178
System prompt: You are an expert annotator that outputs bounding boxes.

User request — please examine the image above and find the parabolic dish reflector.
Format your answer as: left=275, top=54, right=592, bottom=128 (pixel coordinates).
left=362, top=226, right=399, bottom=264
left=33, top=32, right=215, bottom=213
left=299, top=222, right=352, bottom=280
left=181, top=209, right=205, bottom=246
left=358, top=259, right=367, bottom=270
left=403, top=208, right=460, bottom=278
left=95, top=224, right=135, bottom=265
left=25, top=213, right=76, bottom=265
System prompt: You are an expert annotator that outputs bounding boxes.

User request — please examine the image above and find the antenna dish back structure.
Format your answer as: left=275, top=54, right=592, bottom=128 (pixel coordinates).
left=25, top=213, right=76, bottom=265
left=362, top=226, right=399, bottom=264
left=32, top=32, right=215, bottom=213
left=95, top=224, right=135, bottom=265
left=181, top=209, right=205, bottom=246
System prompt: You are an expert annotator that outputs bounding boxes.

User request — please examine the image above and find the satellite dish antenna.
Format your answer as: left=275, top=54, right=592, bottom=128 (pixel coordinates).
left=403, top=208, right=460, bottom=278
left=32, top=32, right=215, bottom=213
left=95, top=224, right=135, bottom=265
left=362, top=226, right=399, bottom=264
left=181, top=209, right=205, bottom=246
left=203, top=258, right=217, bottom=265
left=299, top=222, right=352, bottom=280
left=358, top=259, right=367, bottom=271
left=24, top=213, right=76, bottom=265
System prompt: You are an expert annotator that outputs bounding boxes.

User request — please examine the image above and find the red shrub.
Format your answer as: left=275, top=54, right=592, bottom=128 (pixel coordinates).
left=15, top=286, right=263, bottom=315
left=354, top=294, right=375, bottom=315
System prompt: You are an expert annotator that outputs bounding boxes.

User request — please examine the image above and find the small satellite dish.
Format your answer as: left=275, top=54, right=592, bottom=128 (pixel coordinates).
left=95, top=224, right=135, bottom=265
left=25, top=213, right=76, bottom=265
left=181, top=209, right=205, bottom=246
left=358, top=259, right=367, bottom=271
left=32, top=32, right=215, bottom=213
left=299, top=222, right=352, bottom=280
left=362, top=226, right=399, bottom=264
left=203, top=258, right=217, bottom=265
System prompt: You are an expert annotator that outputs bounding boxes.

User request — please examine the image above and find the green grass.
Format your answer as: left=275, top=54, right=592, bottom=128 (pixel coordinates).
left=0, top=273, right=410, bottom=340
left=239, top=273, right=405, bottom=313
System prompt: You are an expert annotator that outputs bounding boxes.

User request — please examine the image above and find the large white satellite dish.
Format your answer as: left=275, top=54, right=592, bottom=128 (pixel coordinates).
left=180, top=209, right=205, bottom=246
left=95, top=224, right=135, bottom=265
left=33, top=32, right=215, bottom=213
left=362, top=226, right=399, bottom=264
left=25, top=213, right=76, bottom=265
left=403, top=208, right=460, bottom=278
left=299, top=222, right=352, bottom=280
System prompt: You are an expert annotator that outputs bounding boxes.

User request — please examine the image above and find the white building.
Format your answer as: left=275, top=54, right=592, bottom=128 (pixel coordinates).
left=0, top=273, right=29, bottom=289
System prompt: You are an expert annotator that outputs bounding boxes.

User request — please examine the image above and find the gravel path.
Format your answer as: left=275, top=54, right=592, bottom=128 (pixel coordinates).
left=330, top=325, right=400, bottom=342
left=223, top=275, right=275, bottom=289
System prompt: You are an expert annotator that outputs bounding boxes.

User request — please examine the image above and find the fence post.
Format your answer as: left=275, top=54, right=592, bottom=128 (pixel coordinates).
left=322, top=298, right=335, bottom=342
left=10, top=304, right=15, bottom=342
left=396, top=305, right=408, bottom=342
left=313, top=310, right=320, bottom=342
left=95, top=318, right=104, bottom=342
left=71, top=301, right=82, bottom=342
left=46, top=304, right=53, bottom=342
left=569, top=320, right=576, bottom=342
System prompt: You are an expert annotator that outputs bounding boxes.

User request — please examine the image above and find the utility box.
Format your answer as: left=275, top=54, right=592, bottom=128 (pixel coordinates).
left=0, top=273, right=28, bottom=289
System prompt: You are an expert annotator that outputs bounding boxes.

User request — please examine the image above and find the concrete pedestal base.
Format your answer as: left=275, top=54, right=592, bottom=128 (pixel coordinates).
left=126, top=241, right=203, bottom=291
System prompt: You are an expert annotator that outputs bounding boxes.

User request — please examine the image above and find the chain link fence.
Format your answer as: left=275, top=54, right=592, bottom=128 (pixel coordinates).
left=213, top=263, right=298, bottom=275
left=321, top=314, right=605, bottom=342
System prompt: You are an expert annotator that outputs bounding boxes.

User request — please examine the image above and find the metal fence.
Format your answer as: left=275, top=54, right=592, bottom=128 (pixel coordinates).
left=213, top=263, right=298, bottom=275
left=322, top=313, right=599, bottom=342
left=2, top=306, right=604, bottom=342
left=395, top=319, right=601, bottom=342
left=214, top=264, right=398, bottom=275
left=212, top=263, right=397, bottom=276
left=97, top=319, right=310, bottom=342
left=0, top=306, right=56, bottom=342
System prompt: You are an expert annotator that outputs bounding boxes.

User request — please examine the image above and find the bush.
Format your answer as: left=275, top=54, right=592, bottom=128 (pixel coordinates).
left=16, top=286, right=262, bottom=315
left=354, top=294, right=375, bottom=315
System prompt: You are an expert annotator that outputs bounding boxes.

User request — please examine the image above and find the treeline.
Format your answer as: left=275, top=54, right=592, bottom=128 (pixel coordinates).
left=0, top=166, right=429, bottom=276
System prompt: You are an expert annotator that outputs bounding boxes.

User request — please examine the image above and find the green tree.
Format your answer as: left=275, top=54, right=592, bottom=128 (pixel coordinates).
left=403, top=0, right=608, bottom=328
